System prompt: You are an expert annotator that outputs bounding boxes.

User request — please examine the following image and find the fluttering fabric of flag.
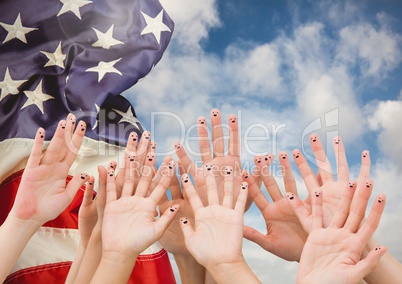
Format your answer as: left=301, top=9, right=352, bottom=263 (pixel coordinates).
left=0, top=0, right=175, bottom=283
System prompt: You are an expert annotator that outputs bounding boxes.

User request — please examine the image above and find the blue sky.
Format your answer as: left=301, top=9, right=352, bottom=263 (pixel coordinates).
left=125, top=0, right=402, bottom=282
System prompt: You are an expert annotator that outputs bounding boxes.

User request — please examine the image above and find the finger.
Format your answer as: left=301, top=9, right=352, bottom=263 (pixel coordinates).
left=197, top=116, right=213, bottom=163
left=357, top=194, right=386, bottom=244
left=180, top=217, right=195, bottom=244
left=170, top=173, right=182, bottom=200
left=311, top=189, right=323, bottom=230
left=121, top=154, right=136, bottom=197
left=228, top=114, right=240, bottom=156
left=96, top=165, right=107, bottom=219
left=257, top=156, right=282, bottom=201
left=105, top=169, right=116, bottom=204
left=41, top=120, right=66, bottom=164
left=148, top=162, right=174, bottom=204
left=352, top=246, right=387, bottom=281
left=26, top=128, right=46, bottom=168
left=309, top=133, right=334, bottom=183
left=135, top=130, right=151, bottom=176
left=206, top=172, right=219, bottom=205
left=135, top=164, right=156, bottom=197
left=292, top=149, right=320, bottom=192
left=243, top=226, right=272, bottom=251
left=175, top=142, right=198, bottom=177
left=150, top=140, right=157, bottom=152
left=332, top=136, right=349, bottom=181
left=61, top=114, right=76, bottom=161
left=154, top=204, right=180, bottom=237
left=280, top=152, right=298, bottom=194
left=222, top=167, right=234, bottom=208
left=82, top=176, right=95, bottom=206
left=64, top=120, right=86, bottom=166
left=358, top=150, right=371, bottom=185
left=285, top=192, right=311, bottom=232
left=116, top=132, right=138, bottom=190
left=210, top=108, right=224, bottom=158
left=330, top=181, right=357, bottom=228
left=244, top=170, right=269, bottom=212
left=182, top=173, right=204, bottom=211
left=344, top=179, right=374, bottom=232
left=234, top=181, right=248, bottom=213
left=66, top=172, right=90, bottom=203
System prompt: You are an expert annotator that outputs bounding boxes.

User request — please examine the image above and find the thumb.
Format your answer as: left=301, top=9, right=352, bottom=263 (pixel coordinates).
left=243, top=226, right=272, bottom=252
left=352, top=246, right=387, bottom=280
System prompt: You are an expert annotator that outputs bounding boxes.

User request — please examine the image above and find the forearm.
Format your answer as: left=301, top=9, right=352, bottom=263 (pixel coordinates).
left=75, top=224, right=103, bottom=283
left=0, top=214, right=41, bottom=282
left=65, top=242, right=85, bottom=284
left=364, top=238, right=402, bottom=284
left=206, top=258, right=261, bottom=284
left=91, top=253, right=137, bottom=284
left=174, top=254, right=205, bottom=284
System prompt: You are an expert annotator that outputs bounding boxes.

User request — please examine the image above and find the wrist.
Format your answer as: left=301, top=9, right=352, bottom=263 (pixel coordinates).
left=207, top=257, right=260, bottom=284
left=5, top=212, right=42, bottom=235
left=174, top=254, right=205, bottom=284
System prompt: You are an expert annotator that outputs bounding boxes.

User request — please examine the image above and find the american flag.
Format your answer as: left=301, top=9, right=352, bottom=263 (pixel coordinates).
left=0, top=0, right=175, bottom=282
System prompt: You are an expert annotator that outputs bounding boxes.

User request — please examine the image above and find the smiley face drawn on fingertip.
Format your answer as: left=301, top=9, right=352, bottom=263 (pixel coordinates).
left=255, top=157, right=262, bottom=164
left=333, top=137, right=341, bottom=145
left=198, top=117, right=206, bottom=125
left=211, top=109, right=219, bottom=117
left=243, top=172, right=249, bottom=179
left=229, top=116, right=237, bottom=123
left=224, top=166, right=233, bottom=175
left=80, top=122, right=86, bottom=132
left=70, top=116, right=76, bottom=125
left=362, top=151, right=369, bottom=158
left=375, top=246, right=382, bottom=251
left=60, top=121, right=66, bottom=129
left=286, top=193, right=295, bottom=200
left=151, top=142, right=156, bottom=150
left=147, top=152, right=155, bottom=162
left=314, top=191, right=322, bottom=197
left=377, top=197, right=384, bottom=203
left=108, top=170, right=114, bottom=177
left=168, top=160, right=175, bottom=169
left=109, top=162, right=115, bottom=169
left=130, top=133, right=137, bottom=142
left=348, top=181, right=355, bottom=188
left=280, top=153, right=288, bottom=160
left=181, top=174, right=189, bottom=184
left=39, top=130, right=45, bottom=139
left=293, top=151, right=300, bottom=159
left=88, top=181, right=93, bottom=185
left=169, top=206, right=178, bottom=212
left=175, top=143, right=181, bottom=150
left=143, top=132, right=151, bottom=140
left=80, top=173, right=88, bottom=180
left=181, top=217, right=188, bottom=224
left=128, top=152, right=136, bottom=162
left=310, top=135, right=317, bottom=143
left=241, top=182, right=248, bottom=190
left=365, top=181, right=372, bottom=188
left=205, top=164, right=213, bottom=171
left=264, top=154, right=273, bottom=162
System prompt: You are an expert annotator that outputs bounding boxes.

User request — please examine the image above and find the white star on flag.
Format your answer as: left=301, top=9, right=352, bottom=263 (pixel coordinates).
left=40, top=42, right=66, bottom=68
left=92, top=25, right=124, bottom=49
left=0, top=68, right=28, bottom=101
left=140, top=10, right=171, bottom=44
left=113, top=106, right=140, bottom=129
left=21, top=80, right=54, bottom=114
left=0, top=13, right=38, bottom=44
left=85, top=58, right=123, bottom=82
left=57, top=0, right=93, bottom=20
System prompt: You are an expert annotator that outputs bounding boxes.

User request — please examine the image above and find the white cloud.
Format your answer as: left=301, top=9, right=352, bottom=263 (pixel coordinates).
left=160, top=0, right=220, bottom=52
left=336, top=23, right=402, bottom=77
left=368, top=99, right=402, bottom=169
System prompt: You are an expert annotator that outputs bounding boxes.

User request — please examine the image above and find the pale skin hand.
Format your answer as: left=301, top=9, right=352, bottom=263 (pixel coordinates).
left=175, top=108, right=256, bottom=210
left=179, top=169, right=260, bottom=284
left=0, top=114, right=89, bottom=283
left=243, top=152, right=307, bottom=262
left=287, top=179, right=387, bottom=284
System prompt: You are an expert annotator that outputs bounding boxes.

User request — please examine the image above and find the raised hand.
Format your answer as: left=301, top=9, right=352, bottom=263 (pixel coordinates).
left=179, top=168, right=260, bottom=284
left=10, top=114, right=89, bottom=225
left=176, top=108, right=254, bottom=210
left=287, top=180, right=387, bottom=284
left=292, top=134, right=370, bottom=226
left=243, top=152, right=307, bottom=261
